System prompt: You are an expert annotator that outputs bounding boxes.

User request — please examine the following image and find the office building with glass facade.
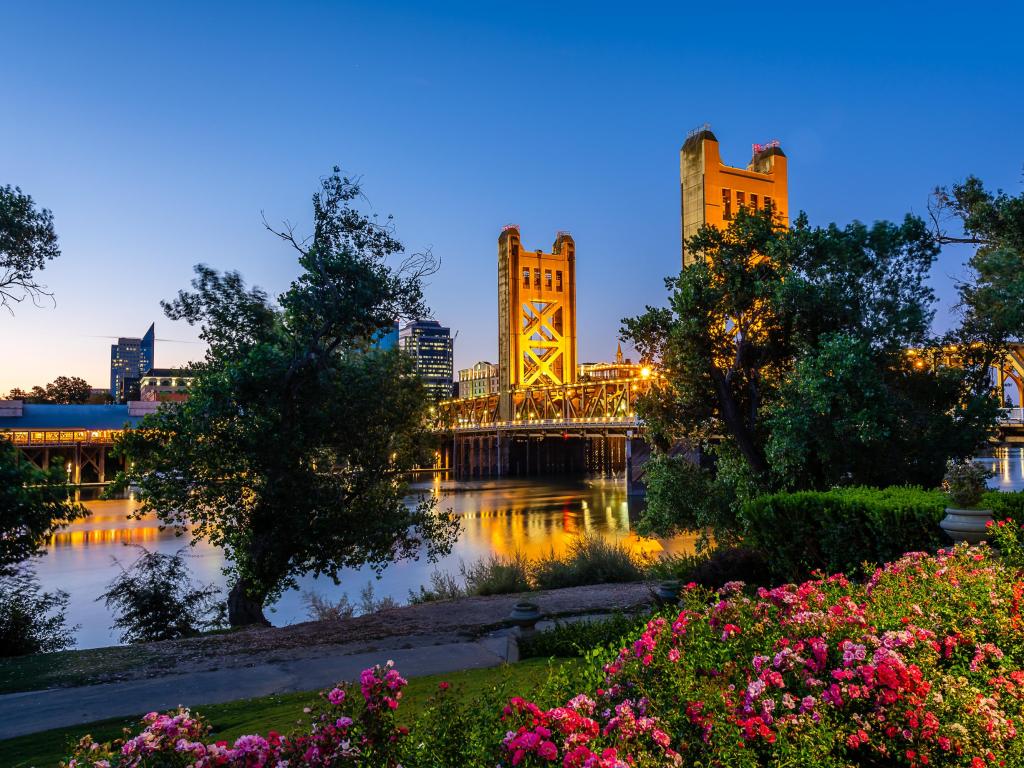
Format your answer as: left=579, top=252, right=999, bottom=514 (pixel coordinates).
left=110, top=323, right=155, bottom=403
left=399, top=319, right=454, bottom=401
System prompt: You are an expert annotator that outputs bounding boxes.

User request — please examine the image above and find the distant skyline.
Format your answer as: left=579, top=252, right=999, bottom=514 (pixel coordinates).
left=2, top=1, right=1022, bottom=392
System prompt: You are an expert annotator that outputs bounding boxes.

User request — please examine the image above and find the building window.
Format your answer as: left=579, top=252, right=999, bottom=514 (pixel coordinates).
left=523, top=268, right=530, bottom=287
left=736, top=191, right=745, bottom=210
left=556, top=270, right=563, bottom=291
left=722, top=188, right=732, bottom=220
left=544, top=270, right=552, bottom=289
left=764, top=196, right=773, bottom=215
left=534, top=268, right=541, bottom=288
left=750, top=193, right=758, bottom=209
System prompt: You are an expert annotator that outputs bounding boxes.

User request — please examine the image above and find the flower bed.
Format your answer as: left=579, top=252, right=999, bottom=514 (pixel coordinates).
left=65, top=544, right=1024, bottom=767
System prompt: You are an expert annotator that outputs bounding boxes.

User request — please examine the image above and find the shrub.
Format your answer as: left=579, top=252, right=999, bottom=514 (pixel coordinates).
left=983, top=489, right=1024, bottom=521
left=942, top=458, right=993, bottom=508
left=302, top=590, right=355, bottom=621
left=99, top=548, right=224, bottom=643
left=462, top=553, right=531, bottom=596
left=532, top=534, right=645, bottom=590
left=517, top=613, right=641, bottom=660
left=0, top=566, right=75, bottom=656
left=408, top=570, right=466, bottom=604
left=742, top=485, right=946, bottom=582
left=645, top=546, right=772, bottom=589
left=359, top=582, right=401, bottom=614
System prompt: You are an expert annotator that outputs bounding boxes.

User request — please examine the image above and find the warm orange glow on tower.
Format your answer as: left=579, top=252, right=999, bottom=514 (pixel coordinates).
left=680, top=127, right=789, bottom=266
left=497, top=226, right=577, bottom=419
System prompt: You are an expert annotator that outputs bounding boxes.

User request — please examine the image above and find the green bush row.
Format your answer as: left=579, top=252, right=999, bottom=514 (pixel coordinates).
left=517, top=612, right=642, bottom=660
left=742, top=485, right=947, bottom=582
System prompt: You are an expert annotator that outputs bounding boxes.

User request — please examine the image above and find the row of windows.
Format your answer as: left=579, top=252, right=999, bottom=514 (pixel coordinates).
left=521, top=268, right=564, bottom=291
left=721, top=189, right=774, bottom=221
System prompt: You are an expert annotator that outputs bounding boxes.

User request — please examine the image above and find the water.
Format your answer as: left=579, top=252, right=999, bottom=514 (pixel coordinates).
left=34, top=477, right=696, bottom=649
left=36, top=449, right=1024, bottom=650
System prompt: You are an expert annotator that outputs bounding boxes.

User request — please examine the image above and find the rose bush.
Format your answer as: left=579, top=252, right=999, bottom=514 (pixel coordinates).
left=65, top=545, right=1024, bottom=767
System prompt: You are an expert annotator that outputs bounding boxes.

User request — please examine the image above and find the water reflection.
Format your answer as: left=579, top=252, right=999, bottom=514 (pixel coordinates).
left=36, top=478, right=694, bottom=650
left=977, top=447, right=1024, bottom=492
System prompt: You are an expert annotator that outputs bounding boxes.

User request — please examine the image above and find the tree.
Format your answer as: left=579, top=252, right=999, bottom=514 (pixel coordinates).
left=0, top=437, right=86, bottom=574
left=0, top=566, right=75, bottom=656
left=115, top=168, right=459, bottom=626
left=622, top=209, right=998, bottom=536
left=100, top=548, right=223, bottom=644
left=45, top=376, right=91, bottom=404
left=0, top=185, right=60, bottom=314
left=931, top=176, right=1024, bottom=344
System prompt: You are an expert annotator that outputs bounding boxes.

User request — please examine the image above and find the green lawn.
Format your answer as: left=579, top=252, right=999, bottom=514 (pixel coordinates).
left=0, top=658, right=564, bottom=768
left=0, top=645, right=158, bottom=696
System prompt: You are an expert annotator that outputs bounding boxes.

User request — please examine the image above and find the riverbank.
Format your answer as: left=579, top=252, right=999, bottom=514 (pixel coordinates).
left=0, top=581, right=653, bottom=698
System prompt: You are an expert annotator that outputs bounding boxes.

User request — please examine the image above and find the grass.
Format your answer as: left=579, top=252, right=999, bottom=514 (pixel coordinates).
left=0, top=645, right=158, bottom=696
left=0, top=657, right=566, bottom=768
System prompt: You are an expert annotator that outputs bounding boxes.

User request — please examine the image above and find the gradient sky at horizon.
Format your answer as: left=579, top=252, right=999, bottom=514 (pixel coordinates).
left=2, top=1, right=1022, bottom=392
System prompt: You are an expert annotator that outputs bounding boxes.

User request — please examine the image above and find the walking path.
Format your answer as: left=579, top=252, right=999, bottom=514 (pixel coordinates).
left=0, top=582, right=654, bottom=740
left=0, top=635, right=512, bottom=739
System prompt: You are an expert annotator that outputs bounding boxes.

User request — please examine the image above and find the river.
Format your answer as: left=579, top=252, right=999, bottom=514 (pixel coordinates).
left=33, top=447, right=1024, bottom=650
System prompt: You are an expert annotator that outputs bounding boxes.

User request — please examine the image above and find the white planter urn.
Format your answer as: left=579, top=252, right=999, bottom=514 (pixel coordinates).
left=939, top=507, right=994, bottom=544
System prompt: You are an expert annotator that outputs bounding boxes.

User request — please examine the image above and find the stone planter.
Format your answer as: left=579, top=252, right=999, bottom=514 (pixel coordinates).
left=939, top=507, right=994, bottom=544
left=654, top=580, right=682, bottom=606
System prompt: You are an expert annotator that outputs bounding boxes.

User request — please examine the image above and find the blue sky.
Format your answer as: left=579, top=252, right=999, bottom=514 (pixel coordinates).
left=2, top=1, right=1022, bottom=391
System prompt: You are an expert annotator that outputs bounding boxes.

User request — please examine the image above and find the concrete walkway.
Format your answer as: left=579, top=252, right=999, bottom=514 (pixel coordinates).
left=0, top=635, right=512, bottom=740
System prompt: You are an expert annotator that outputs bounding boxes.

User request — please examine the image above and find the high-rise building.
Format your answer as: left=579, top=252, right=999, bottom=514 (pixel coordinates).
left=110, top=323, right=155, bottom=403
left=458, top=361, right=499, bottom=398
left=680, top=126, right=788, bottom=266
left=399, top=320, right=454, bottom=401
left=497, top=226, right=577, bottom=420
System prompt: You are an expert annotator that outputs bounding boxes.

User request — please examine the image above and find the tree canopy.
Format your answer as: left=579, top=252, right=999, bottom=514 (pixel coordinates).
left=115, top=168, right=459, bottom=626
left=7, top=376, right=92, bottom=404
left=622, top=209, right=999, bottom=539
left=0, top=185, right=60, bottom=314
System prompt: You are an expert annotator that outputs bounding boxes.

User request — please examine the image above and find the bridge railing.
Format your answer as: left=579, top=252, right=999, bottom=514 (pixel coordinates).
left=1000, top=407, right=1024, bottom=424
left=433, top=374, right=660, bottom=431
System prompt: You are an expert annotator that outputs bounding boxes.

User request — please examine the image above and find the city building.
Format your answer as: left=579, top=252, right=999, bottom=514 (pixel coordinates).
left=497, top=226, right=577, bottom=419
left=372, top=320, right=400, bottom=351
left=399, top=320, right=454, bottom=401
left=578, top=344, right=648, bottom=381
left=139, top=368, right=192, bottom=402
left=458, top=361, right=499, bottom=398
left=680, top=125, right=788, bottom=265
left=109, top=323, right=155, bottom=403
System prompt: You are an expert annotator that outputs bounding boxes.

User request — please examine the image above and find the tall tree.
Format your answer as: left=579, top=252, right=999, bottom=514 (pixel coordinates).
left=622, top=210, right=998, bottom=537
left=0, top=185, right=60, bottom=314
left=115, top=169, right=459, bottom=626
left=45, top=376, right=91, bottom=404
left=931, top=176, right=1024, bottom=344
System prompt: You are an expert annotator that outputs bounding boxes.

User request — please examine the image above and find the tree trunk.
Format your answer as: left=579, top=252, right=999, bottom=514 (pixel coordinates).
left=227, top=579, right=271, bottom=627
left=710, top=369, right=770, bottom=477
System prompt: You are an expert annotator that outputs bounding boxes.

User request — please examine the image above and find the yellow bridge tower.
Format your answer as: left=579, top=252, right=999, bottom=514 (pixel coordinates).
left=497, top=225, right=578, bottom=420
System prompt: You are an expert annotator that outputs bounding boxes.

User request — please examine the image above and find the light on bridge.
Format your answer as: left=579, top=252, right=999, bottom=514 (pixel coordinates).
left=640, top=367, right=651, bottom=379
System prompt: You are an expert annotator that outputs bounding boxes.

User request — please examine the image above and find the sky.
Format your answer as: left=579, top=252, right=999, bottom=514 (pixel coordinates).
left=2, top=1, right=1022, bottom=392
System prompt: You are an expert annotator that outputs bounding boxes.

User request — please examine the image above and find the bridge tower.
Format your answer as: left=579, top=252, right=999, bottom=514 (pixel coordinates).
left=497, top=226, right=577, bottom=420
left=680, top=126, right=788, bottom=266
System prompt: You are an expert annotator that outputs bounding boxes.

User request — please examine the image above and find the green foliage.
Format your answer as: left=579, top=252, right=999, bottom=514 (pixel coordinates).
left=644, top=546, right=772, bottom=589
left=983, top=489, right=1024, bottom=521
left=112, top=169, right=459, bottom=626
left=517, top=613, right=641, bottom=660
left=0, top=184, right=60, bottom=313
left=0, top=437, right=85, bottom=574
left=636, top=453, right=736, bottom=545
left=942, top=459, right=993, bottom=508
left=742, top=486, right=947, bottom=582
left=99, top=548, right=224, bottom=644
left=8, top=376, right=93, bottom=404
left=532, top=534, right=645, bottom=590
left=0, top=566, right=75, bottom=656
left=934, top=176, right=1024, bottom=344
left=622, top=208, right=999, bottom=536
